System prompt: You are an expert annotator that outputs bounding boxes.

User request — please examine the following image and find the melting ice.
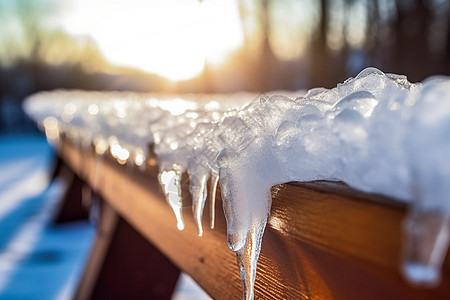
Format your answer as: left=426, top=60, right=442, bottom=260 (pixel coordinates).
left=24, top=68, right=450, bottom=299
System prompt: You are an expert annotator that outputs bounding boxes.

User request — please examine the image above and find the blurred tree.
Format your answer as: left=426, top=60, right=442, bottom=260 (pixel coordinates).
left=309, top=0, right=330, bottom=88
left=390, top=0, right=434, bottom=80
left=236, top=0, right=450, bottom=89
left=0, top=0, right=124, bottom=131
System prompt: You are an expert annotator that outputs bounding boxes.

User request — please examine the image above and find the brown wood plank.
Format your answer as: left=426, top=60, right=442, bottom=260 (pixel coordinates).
left=58, top=141, right=450, bottom=299
left=74, top=201, right=119, bottom=300
left=91, top=213, right=181, bottom=300
left=52, top=167, right=90, bottom=223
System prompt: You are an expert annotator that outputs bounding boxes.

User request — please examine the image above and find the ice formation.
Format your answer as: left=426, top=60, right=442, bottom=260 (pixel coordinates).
left=24, top=68, right=450, bottom=299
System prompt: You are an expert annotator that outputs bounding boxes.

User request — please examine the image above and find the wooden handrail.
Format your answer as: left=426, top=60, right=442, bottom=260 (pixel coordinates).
left=57, top=140, right=450, bottom=299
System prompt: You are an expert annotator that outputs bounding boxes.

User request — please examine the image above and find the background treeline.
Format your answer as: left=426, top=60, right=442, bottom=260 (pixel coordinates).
left=1, top=0, right=449, bottom=132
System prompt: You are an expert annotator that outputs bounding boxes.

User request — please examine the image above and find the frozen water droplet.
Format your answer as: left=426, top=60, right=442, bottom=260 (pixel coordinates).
left=305, top=87, right=329, bottom=98
left=402, top=210, right=450, bottom=287
left=275, top=120, right=298, bottom=148
left=355, top=67, right=385, bottom=79
left=329, top=91, right=378, bottom=118
left=386, top=73, right=412, bottom=88
left=218, top=117, right=253, bottom=153
left=158, top=164, right=185, bottom=231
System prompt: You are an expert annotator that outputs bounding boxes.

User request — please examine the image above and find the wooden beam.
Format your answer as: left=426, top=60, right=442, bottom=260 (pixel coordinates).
left=59, top=141, right=450, bottom=299
left=52, top=159, right=90, bottom=223
left=74, top=202, right=119, bottom=300
left=74, top=201, right=181, bottom=300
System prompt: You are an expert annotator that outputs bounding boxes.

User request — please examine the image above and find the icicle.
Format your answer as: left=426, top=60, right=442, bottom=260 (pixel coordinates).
left=158, top=164, right=185, bottom=230
left=42, top=116, right=60, bottom=143
left=236, top=215, right=268, bottom=300
left=188, top=171, right=209, bottom=236
left=133, top=147, right=146, bottom=169
left=219, top=166, right=248, bottom=252
left=219, top=155, right=272, bottom=299
left=209, top=170, right=219, bottom=229
left=402, top=209, right=450, bottom=287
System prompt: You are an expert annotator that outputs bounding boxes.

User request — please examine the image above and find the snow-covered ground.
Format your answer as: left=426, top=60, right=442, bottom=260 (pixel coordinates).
left=0, top=134, right=95, bottom=299
left=0, top=134, right=210, bottom=299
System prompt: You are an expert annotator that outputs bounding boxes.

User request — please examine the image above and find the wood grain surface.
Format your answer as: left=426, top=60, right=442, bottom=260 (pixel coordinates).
left=58, top=141, right=450, bottom=299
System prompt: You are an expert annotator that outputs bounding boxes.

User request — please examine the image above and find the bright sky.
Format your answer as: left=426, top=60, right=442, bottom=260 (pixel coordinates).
left=55, top=0, right=244, bottom=81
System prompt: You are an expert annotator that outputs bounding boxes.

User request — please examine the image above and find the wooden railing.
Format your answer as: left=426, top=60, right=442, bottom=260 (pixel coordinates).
left=54, top=140, right=450, bottom=300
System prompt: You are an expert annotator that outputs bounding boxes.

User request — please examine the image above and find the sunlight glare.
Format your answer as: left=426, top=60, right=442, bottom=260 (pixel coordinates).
left=159, top=98, right=197, bottom=116
left=60, top=0, right=243, bottom=81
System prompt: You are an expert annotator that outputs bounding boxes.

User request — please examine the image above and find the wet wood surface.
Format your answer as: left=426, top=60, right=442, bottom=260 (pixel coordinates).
left=58, top=141, right=450, bottom=300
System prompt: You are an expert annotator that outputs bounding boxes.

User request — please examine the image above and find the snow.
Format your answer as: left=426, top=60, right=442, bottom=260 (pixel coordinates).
left=171, top=273, right=212, bottom=300
left=0, top=135, right=209, bottom=299
left=23, top=67, right=450, bottom=299
left=0, top=136, right=52, bottom=220
left=0, top=135, right=95, bottom=299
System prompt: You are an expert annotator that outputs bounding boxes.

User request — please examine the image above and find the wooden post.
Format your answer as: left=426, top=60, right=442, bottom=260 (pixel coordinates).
left=52, top=167, right=90, bottom=224
left=75, top=202, right=181, bottom=300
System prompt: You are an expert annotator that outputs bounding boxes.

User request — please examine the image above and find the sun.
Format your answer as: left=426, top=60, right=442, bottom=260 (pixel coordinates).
left=59, top=0, right=244, bottom=81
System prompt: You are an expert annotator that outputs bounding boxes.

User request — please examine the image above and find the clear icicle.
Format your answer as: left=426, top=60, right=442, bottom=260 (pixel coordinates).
left=133, top=147, right=146, bottom=170
left=189, top=171, right=209, bottom=236
left=236, top=216, right=268, bottom=300
left=402, top=209, right=450, bottom=287
left=158, top=164, right=185, bottom=230
left=219, top=166, right=248, bottom=252
left=209, top=171, right=219, bottom=229
left=219, top=156, right=272, bottom=299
